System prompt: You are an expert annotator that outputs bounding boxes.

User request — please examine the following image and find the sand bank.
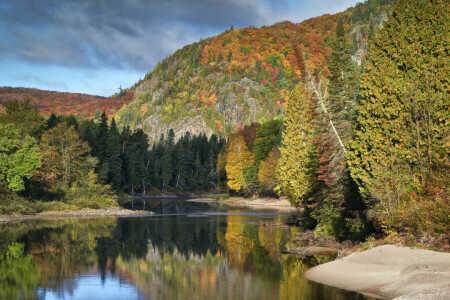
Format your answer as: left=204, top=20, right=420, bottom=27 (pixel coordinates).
left=305, top=245, right=450, bottom=299
left=0, top=207, right=154, bottom=223
left=188, top=197, right=299, bottom=212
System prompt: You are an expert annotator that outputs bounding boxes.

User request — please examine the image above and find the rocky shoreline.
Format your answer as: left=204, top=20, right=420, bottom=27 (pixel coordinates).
left=0, top=207, right=154, bottom=224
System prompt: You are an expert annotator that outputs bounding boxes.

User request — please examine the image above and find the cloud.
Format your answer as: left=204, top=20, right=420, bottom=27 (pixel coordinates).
left=0, top=0, right=362, bottom=96
left=13, top=74, right=69, bottom=91
left=0, top=0, right=282, bottom=71
left=0, top=0, right=361, bottom=71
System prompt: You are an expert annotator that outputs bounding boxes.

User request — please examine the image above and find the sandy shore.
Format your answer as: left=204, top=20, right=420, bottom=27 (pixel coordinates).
left=188, top=197, right=299, bottom=212
left=0, top=207, right=154, bottom=224
left=305, top=245, right=450, bottom=299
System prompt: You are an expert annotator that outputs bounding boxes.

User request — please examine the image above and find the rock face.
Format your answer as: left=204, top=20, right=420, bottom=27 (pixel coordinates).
left=351, top=11, right=388, bottom=66
left=140, top=111, right=214, bottom=143
left=128, top=75, right=265, bottom=144
left=115, top=3, right=392, bottom=145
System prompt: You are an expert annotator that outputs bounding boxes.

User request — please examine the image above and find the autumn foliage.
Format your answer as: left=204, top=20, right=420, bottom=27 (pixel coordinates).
left=0, top=87, right=134, bottom=119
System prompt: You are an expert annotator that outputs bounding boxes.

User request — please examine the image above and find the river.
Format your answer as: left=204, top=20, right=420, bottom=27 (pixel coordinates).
left=0, top=200, right=373, bottom=299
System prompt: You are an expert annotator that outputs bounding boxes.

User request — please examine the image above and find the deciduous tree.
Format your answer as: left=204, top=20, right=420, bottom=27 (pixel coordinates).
left=0, top=124, right=41, bottom=192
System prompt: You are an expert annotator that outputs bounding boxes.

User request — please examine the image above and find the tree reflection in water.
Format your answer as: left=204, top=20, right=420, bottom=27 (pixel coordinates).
left=0, top=203, right=372, bottom=299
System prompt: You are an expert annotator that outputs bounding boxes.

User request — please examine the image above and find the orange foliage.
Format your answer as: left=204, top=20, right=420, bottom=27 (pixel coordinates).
left=0, top=87, right=134, bottom=119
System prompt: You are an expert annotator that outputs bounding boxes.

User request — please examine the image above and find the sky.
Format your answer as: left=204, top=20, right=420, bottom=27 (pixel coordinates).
left=0, top=0, right=362, bottom=97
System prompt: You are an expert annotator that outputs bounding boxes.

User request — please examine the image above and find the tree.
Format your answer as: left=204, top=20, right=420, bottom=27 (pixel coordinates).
left=347, top=0, right=449, bottom=230
left=106, top=118, right=123, bottom=190
left=316, top=16, right=359, bottom=196
left=253, top=119, right=282, bottom=162
left=276, top=84, right=315, bottom=207
left=225, top=134, right=253, bottom=193
left=258, top=147, right=280, bottom=193
left=41, top=123, right=96, bottom=187
left=0, top=124, right=41, bottom=192
left=96, top=112, right=109, bottom=184
left=0, top=99, right=46, bottom=139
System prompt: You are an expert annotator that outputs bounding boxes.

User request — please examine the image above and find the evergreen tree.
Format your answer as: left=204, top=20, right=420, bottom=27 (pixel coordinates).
left=276, top=84, right=315, bottom=207
left=347, top=0, right=449, bottom=231
left=106, top=118, right=123, bottom=190
left=97, top=112, right=109, bottom=183
left=316, top=16, right=359, bottom=203
left=0, top=99, right=46, bottom=140
left=97, top=112, right=108, bottom=162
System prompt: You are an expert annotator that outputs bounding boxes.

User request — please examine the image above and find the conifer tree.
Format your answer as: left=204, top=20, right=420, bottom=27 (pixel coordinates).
left=97, top=112, right=108, bottom=161
left=277, top=84, right=315, bottom=207
left=0, top=99, right=46, bottom=139
left=106, top=118, right=123, bottom=190
left=347, top=0, right=449, bottom=228
left=316, top=17, right=359, bottom=204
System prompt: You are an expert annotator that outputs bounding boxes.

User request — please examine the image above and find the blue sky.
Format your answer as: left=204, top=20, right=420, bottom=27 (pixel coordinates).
left=0, top=0, right=362, bottom=96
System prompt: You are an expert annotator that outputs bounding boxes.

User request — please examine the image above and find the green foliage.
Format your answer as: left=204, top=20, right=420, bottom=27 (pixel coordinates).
left=347, top=0, right=449, bottom=234
left=253, top=119, right=282, bottom=162
left=106, top=118, right=123, bottom=190
left=0, top=243, right=40, bottom=300
left=0, top=124, right=41, bottom=192
left=313, top=198, right=347, bottom=239
left=0, top=98, right=47, bottom=139
left=66, top=170, right=117, bottom=209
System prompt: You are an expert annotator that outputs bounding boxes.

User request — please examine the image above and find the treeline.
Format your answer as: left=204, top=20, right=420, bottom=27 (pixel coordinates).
left=0, top=100, right=227, bottom=213
left=219, top=0, right=449, bottom=241
left=50, top=113, right=226, bottom=194
left=0, top=99, right=116, bottom=214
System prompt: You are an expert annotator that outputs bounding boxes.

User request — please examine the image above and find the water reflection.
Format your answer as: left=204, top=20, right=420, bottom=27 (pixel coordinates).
left=0, top=200, right=373, bottom=299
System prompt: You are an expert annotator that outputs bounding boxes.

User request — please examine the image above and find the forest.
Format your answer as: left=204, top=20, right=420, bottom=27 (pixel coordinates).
left=0, top=86, right=134, bottom=119
left=0, top=0, right=448, bottom=245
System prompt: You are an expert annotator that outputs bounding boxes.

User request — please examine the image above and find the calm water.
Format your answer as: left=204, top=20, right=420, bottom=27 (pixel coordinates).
left=0, top=200, right=373, bottom=300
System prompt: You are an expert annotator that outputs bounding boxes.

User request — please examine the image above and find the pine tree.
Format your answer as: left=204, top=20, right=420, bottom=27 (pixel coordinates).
left=96, top=112, right=109, bottom=183
left=347, top=0, right=449, bottom=229
left=316, top=17, right=359, bottom=205
left=97, top=113, right=108, bottom=163
left=276, top=84, right=315, bottom=207
left=106, top=118, right=123, bottom=190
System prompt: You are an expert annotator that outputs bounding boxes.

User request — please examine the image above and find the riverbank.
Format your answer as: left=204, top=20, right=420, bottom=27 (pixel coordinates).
left=0, top=207, right=154, bottom=224
left=188, top=196, right=299, bottom=212
left=305, top=245, right=450, bottom=299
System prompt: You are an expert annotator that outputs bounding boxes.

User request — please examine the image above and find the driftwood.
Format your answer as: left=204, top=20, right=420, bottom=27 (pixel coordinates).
left=282, top=246, right=338, bottom=256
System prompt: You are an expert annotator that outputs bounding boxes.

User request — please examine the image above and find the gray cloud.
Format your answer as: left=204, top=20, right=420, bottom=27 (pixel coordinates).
left=0, top=0, right=361, bottom=75
left=0, top=0, right=288, bottom=71
left=14, top=74, right=69, bottom=91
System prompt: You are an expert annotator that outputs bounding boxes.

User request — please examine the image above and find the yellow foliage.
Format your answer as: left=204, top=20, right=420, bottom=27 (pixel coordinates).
left=225, top=134, right=253, bottom=192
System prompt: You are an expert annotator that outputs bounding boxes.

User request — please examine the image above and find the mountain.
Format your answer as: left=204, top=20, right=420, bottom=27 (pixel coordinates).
left=115, top=0, right=393, bottom=143
left=0, top=87, right=134, bottom=119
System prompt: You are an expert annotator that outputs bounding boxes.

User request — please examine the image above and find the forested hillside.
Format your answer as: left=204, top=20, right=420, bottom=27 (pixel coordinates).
left=217, top=0, right=448, bottom=243
left=116, top=0, right=394, bottom=143
left=0, top=87, right=134, bottom=119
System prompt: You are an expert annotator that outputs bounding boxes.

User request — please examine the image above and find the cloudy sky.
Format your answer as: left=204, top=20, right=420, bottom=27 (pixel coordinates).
left=0, top=0, right=361, bottom=96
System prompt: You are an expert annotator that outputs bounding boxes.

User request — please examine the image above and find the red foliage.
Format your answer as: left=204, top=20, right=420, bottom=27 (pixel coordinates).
left=0, top=87, right=134, bottom=119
